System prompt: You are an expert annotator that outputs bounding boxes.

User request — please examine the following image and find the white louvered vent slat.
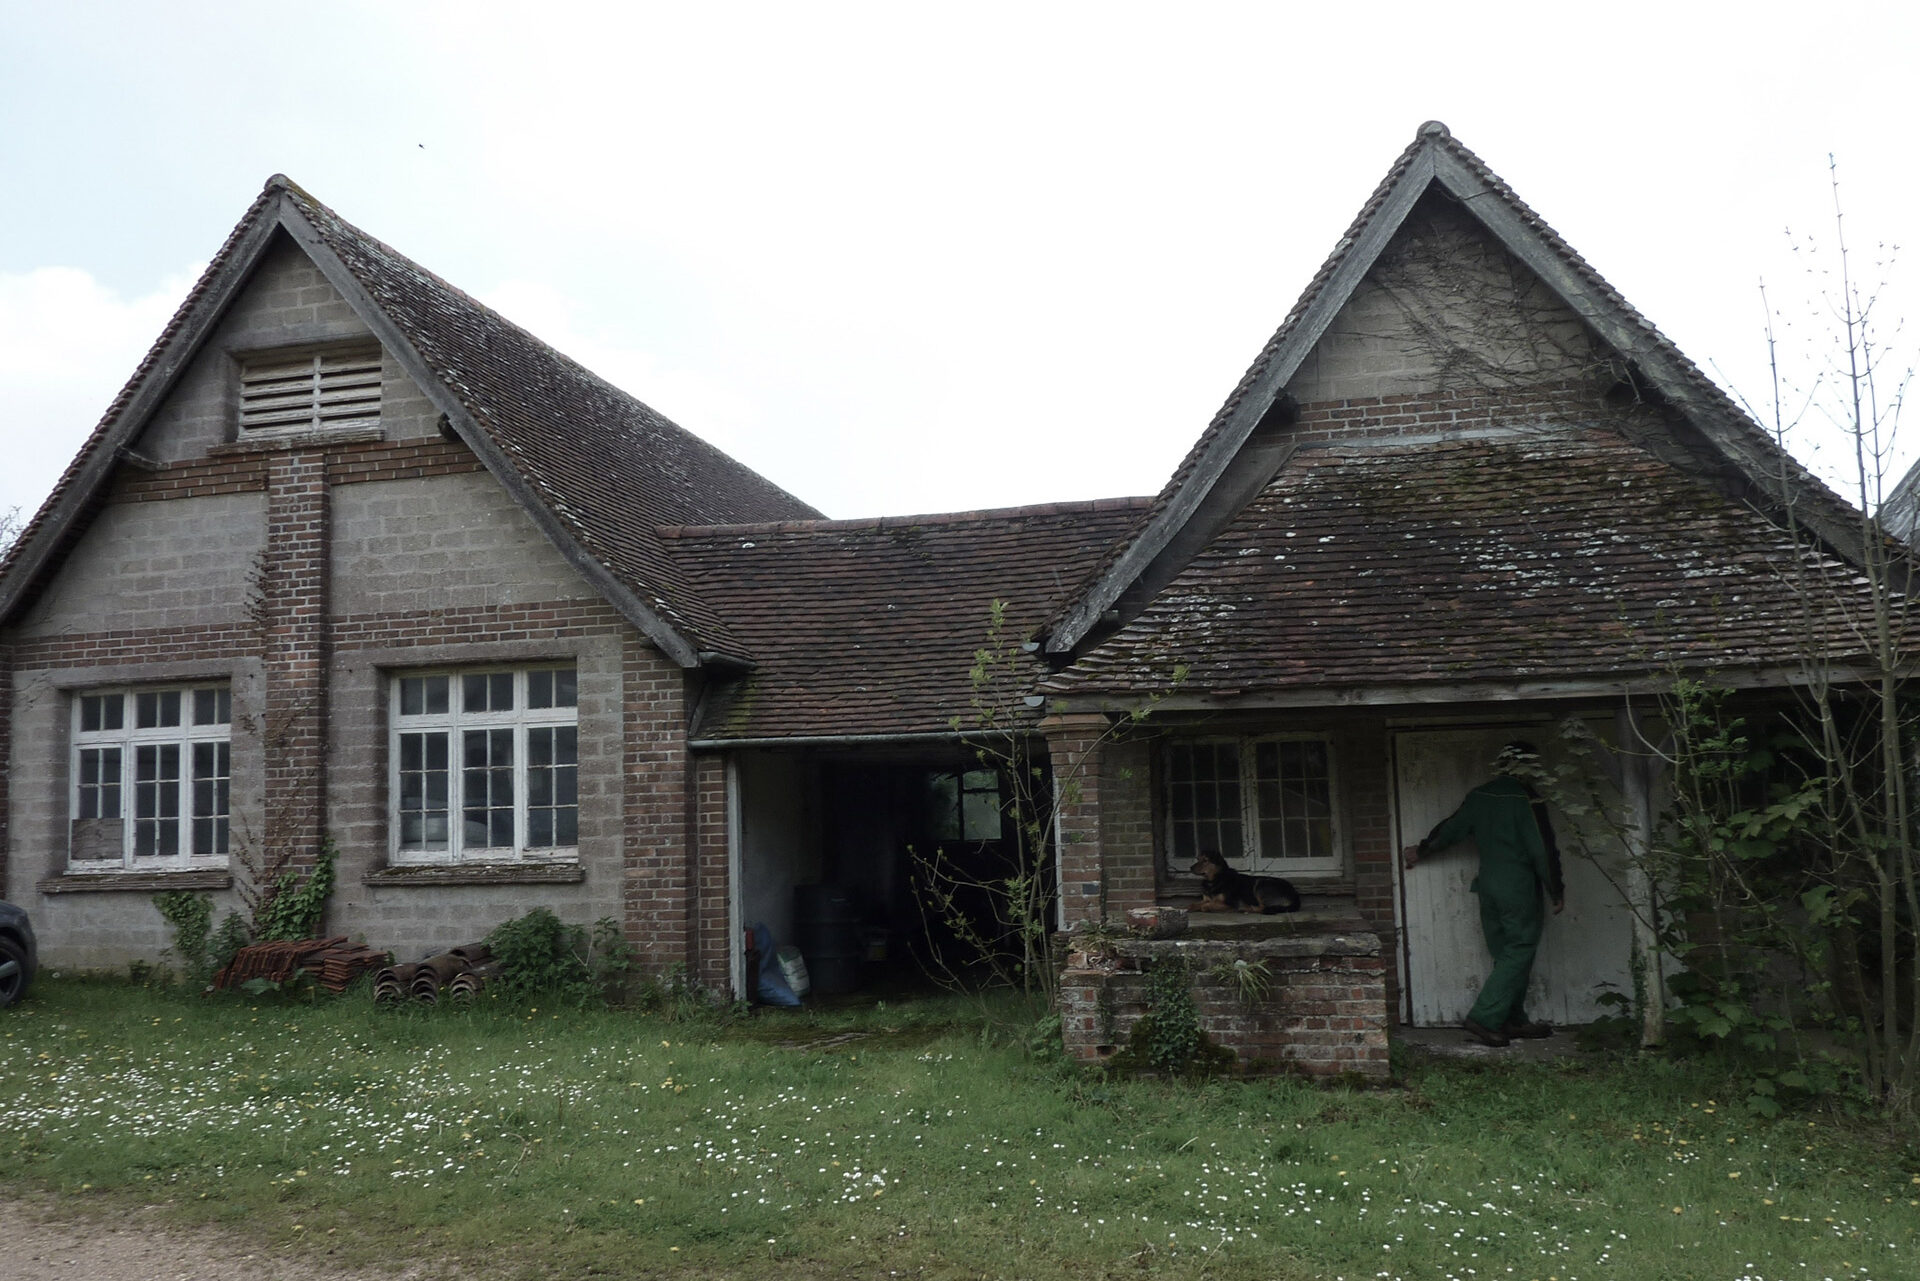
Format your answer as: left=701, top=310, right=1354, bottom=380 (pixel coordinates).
left=240, top=347, right=382, bottom=433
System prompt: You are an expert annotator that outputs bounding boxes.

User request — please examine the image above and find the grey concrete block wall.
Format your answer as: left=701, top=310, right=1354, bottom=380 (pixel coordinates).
left=11, top=493, right=265, bottom=639
left=331, top=472, right=598, bottom=615
left=1288, top=200, right=1603, bottom=405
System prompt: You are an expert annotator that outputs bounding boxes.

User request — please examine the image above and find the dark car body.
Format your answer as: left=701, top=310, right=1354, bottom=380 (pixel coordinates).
left=0, top=900, right=37, bottom=1007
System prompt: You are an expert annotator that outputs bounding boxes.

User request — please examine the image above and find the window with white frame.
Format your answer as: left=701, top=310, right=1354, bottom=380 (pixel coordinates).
left=390, top=667, right=578, bottom=862
left=238, top=344, right=382, bottom=435
left=70, top=685, right=231, bottom=867
left=1165, top=736, right=1340, bottom=874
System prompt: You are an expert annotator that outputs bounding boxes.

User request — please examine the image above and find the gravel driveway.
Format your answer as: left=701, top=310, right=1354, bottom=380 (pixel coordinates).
left=0, top=1193, right=446, bottom=1281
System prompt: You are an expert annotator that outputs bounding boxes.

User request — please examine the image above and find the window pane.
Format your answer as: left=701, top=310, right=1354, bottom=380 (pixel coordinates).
left=81, top=693, right=124, bottom=733
left=528, top=669, right=552, bottom=709
left=397, top=730, right=449, bottom=851
left=400, top=676, right=449, bottom=716
left=133, top=743, right=180, bottom=857
left=137, top=690, right=182, bottom=729
left=193, top=687, right=231, bottom=726
left=927, top=773, right=960, bottom=841
left=554, top=669, right=577, bottom=708
left=962, top=787, right=1002, bottom=841
left=462, top=729, right=513, bottom=849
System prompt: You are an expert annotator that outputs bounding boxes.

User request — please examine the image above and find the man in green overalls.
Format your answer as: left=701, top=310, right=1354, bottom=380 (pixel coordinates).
left=1402, top=741, right=1565, bottom=1047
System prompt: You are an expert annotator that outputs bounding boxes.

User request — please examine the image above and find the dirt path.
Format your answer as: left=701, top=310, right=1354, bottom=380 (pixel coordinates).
left=0, top=1193, right=442, bottom=1281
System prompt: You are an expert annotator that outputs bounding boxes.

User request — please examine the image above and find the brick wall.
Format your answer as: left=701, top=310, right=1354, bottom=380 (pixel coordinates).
left=1100, top=736, right=1156, bottom=916
left=1040, top=713, right=1108, bottom=929
left=692, top=753, right=731, bottom=992
left=622, top=635, right=694, bottom=970
left=1057, top=923, right=1390, bottom=1079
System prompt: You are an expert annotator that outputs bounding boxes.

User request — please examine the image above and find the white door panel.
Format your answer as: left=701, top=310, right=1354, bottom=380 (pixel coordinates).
left=1394, top=727, right=1634, bottom=1027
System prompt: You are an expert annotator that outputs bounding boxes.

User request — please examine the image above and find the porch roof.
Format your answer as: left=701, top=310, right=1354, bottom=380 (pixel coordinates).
left=1045, top=428, right=1899, bottom=699
left=665, top=499, right=1150, bottom=743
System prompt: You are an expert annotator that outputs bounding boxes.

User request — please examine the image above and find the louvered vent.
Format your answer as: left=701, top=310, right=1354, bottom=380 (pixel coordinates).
left=239, top=346, right=382, bottom=434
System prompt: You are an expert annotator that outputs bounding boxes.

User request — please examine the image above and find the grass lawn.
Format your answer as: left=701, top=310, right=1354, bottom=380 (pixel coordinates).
left=2, top=976, right=1915, bottom=1280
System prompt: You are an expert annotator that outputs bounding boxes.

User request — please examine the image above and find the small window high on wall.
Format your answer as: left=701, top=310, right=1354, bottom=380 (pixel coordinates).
left=1165, top=736, right=1340, bottom=874
left=239, top=344, right=382, bottom=435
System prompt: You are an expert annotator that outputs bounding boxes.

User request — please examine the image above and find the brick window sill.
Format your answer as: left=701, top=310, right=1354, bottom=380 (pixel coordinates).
left=39, top=869, right=235, bottom=894
left=363, top=863, right=585, bottom=887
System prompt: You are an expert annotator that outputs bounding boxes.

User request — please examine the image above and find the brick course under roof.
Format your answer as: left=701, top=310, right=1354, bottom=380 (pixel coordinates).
left=1047, top=430, right=1899, bottom=699
left=667, top=501, right=1150, bottom=741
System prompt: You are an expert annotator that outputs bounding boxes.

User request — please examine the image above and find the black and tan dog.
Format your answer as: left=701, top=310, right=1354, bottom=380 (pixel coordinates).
left=1190, top=849, right=1302, bottom=914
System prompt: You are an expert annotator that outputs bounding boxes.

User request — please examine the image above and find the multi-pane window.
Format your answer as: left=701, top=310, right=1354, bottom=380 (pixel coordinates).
left=1166, top=737, right=1339, bottom=873
left=928, top=769, right=1003, bottom=843
left=70, top=685, right=231, bottom=867
left=239, top=344, right=382, bottom=435
left=391, top=667, right=578, bottom=862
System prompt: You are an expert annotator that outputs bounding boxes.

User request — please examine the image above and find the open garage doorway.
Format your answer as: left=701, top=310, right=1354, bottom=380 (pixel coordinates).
left=729, top=746, right=1054, bottom=1000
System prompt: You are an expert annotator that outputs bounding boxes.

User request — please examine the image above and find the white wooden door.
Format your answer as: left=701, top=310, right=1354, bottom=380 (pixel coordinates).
left=1394, top=727, right=1635, bottom=1027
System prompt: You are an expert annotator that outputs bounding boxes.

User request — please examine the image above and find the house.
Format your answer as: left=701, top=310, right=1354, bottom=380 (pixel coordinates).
left=1, top=125, right=1882, bottom=1072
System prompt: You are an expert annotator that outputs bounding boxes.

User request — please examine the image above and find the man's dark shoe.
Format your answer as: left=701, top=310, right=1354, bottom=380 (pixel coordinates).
left=1502, top=1020, right=1554, bottom=1040
left=1462, top=1018, right=1510, bottom=1047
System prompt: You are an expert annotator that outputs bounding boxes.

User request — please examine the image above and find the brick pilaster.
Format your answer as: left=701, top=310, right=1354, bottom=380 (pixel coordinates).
left=692, top=754, right=732, bottom=994
left=1041, top=712, right=1111, bottom=930
left=258, top=450, right=331, bottom=895
left=621, top=633, right=691, bottom=971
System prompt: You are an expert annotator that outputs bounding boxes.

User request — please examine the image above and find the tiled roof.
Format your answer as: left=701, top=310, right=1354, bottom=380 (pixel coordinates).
left=1046, top=123, right=1864, bottom=650
left=1046, top=431, right=1893, bottom=698
left=275, top=180, right=822, bottom=655
left=666, top=500, right=1150, bottom=741
left=1, top=177, right=822, bottom=657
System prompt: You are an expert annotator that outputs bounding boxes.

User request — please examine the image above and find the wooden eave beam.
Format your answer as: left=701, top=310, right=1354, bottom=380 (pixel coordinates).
left=1043, top=663, right=1890, bottom=714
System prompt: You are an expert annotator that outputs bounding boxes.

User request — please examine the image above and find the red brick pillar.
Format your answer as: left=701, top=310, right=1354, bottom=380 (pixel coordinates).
left=621, top=634, right=692, bottom=972
left=692, top=754, right=732, bottom=994
left=1041, top=712, right=1111, bottom=931
left=259, top=450, right=331, bottom=890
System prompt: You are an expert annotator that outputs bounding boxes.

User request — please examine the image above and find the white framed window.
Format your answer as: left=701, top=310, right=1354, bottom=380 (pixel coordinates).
left=389, top=666, right=578, bottom=863
left=238, top=344, right=382, bottom=435
left=1165, top=736, right=1340, bottom=874
left=70, top=684, right=232, bottom=868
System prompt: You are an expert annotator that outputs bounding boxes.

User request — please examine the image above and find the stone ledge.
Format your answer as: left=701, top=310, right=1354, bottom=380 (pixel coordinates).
left=210, top=426, right=385, bottom=454
left=363, top=862, right=585, bottom=887
left=38, top=869, right=235, bottom=894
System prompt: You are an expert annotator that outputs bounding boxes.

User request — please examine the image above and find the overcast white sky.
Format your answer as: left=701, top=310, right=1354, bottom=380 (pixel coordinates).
left=3, top=2, right=1916, bottom=524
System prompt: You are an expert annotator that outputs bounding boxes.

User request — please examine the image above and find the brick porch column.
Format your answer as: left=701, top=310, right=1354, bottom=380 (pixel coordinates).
left=621, top=634, right=693, bottom=973
left=691, top=753, right=732, bottom=994
left=259, top=450, right=331, bottom=889
left=1040, top=712, right=1111, bottom=931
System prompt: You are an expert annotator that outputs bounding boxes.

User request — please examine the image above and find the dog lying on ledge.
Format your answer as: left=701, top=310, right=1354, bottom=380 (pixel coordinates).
left=1190, top=849, right=1302, bottom=914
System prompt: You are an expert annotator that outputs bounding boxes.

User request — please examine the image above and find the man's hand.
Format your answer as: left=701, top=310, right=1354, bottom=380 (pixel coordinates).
left=1402, top=844, right=1422, bottom=870
left=1552, top=897, right=1565, bottom=915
